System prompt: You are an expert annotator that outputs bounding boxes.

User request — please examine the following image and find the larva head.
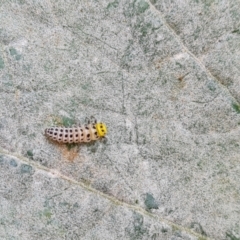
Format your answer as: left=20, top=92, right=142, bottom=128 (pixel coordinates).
left=96, top=122, right=107, bottom=137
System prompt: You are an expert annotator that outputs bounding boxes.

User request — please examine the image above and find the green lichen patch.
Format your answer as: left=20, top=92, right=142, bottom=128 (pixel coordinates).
left=133, top=212, right=147, bottom=238
left=144, top=193, right=159, bottom=210
left=0, top=55, right=4, bottom=69
left=20, top=0, right=25, bottom=4
left=20, top=164, right=33, bottom=174
left=41, top=208, right=53, bottom=219
left=226, top=231, right=240, bottom=240
left=15, top=54, right=22, bottom=60
left=10, top=159, right=18, bottom=167
left=207, top=82, right=216, bottom=91
left=107, top=0, right=118, bottom=9
left=27, top=150, right=34, bottom=159
left=232, top=29, right=240, bottom=34
left=9, top=47, right=22, bottom=60
left=61, top=116, right=75, bottom=127
left=161, top=227, right=168, bottom=233
left=43, top=60, right=54, bottom=73
left=0, top=155, right=4, bottom=163
left=9, top=47, right=17, bottom=56
left=135, top=0, right=149, bottom=14
left=232, top=103, right=240, bottom=114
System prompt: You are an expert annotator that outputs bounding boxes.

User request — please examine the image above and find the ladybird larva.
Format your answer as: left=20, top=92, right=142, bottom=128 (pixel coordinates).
left=45, top=117, right=107, bottom=143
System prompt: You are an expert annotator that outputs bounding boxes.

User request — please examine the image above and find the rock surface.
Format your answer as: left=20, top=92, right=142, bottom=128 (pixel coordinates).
left=0, top=0, right=240, bottom=239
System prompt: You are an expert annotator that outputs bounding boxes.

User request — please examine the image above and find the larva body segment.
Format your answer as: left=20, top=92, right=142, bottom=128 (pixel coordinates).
left=45, top=118, right=107, bottom=144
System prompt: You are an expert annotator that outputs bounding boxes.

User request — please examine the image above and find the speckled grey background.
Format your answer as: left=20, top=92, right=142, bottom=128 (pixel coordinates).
left=0, top=0, right=240, bottom=239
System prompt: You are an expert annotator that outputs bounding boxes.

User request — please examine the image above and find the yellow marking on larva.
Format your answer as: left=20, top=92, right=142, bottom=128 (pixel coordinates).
left=96, top=122, right=107, bottom=137
left=45, top=118, right=107, bottom=144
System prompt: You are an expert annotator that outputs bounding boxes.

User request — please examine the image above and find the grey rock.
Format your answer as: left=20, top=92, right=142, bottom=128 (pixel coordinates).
left=0, top=0, right=239, bottom=239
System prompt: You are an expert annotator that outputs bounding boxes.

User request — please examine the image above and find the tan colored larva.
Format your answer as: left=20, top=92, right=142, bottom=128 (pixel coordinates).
left=45, top=117, right=107, bottom=143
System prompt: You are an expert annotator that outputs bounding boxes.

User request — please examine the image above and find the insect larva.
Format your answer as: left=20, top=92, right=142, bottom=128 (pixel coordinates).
left=45, top=117, right=107, bottom=143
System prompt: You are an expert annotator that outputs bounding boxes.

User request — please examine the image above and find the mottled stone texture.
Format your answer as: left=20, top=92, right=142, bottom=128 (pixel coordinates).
left=0, top=0, right=240, bottom=239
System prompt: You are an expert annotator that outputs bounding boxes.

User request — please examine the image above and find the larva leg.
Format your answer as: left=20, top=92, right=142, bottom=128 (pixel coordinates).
left=75, top=120, right=81, bottom=127
left=85, top=117, right=90, bottom=124
left=100, top=136, right=108, bottom=143
left=90, top=116, right=97, bottom=124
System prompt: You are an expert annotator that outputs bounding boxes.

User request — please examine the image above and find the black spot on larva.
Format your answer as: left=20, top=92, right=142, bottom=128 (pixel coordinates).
left=87, top=134, right=90, bottom=138
left=76, top=134, right=78, bottom=137
left=75, top=129, right=78, bottom=132
left=65, top=134, right=68, bottom=137
left=54, top=132, right=57, bottom=135
left=64, top=140, right=67, bottom=142
left=81, top=133, right=83, bottom=137
left=102, top=130, right=104, bottom=132
left=59, top=138, right=61, bottom=141
left=60, top=134, right=62, bottom=137
left=60, top=129, right=63, bottom=132
left=65, top=129, right=68, bottom=133
left=50, top=131, right=53, bottom=134
left=100, top=125, right=103, bottom=128
left=95, top=132, right=98, bottom=135
left=87, top=138, right=90, bottom=141
left=85, top=126, right=89, bottom=130
left=70, top=129, right=72, bottom=133
left=70, top=134, right=73, bottom=138
left=80, top=129, right=83, bottom=132
left=81, top=138, right=83, bottom=141
left=51, top=128, right=53, bottom=130
left=55, top=128, right=58, bottom=131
